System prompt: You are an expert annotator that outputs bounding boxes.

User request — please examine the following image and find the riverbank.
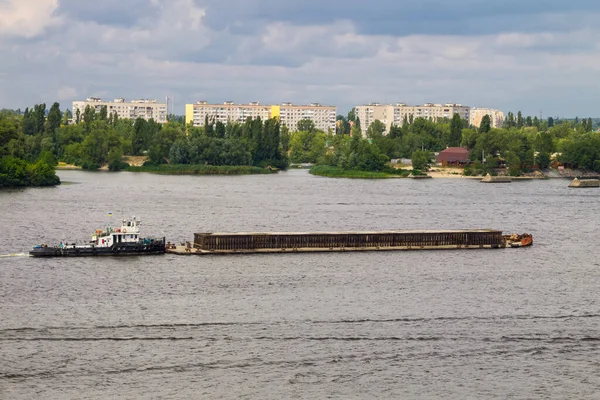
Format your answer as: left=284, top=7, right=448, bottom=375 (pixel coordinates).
left=56, top=162, right=81, bottom=170
left=127, top=164, right=275, bottom=175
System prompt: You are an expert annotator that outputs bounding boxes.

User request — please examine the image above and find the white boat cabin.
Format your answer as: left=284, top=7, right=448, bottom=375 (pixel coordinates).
left=91, top=216, right=142, bottom=248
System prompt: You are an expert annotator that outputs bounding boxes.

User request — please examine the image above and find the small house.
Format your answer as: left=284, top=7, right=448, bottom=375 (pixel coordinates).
left=436, top=147, right=470, bottom=167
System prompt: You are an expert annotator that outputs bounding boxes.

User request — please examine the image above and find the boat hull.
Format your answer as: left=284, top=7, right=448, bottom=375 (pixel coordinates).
left=30, top=240, right=166, bottom=257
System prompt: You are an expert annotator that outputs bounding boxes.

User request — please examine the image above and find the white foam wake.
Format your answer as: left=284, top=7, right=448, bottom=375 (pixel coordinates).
left=0, top=253, right=29, bottom=258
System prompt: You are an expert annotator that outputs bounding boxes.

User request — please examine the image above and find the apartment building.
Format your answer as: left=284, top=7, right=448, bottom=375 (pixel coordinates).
left=469, top=108, right=504, bottom=128
left=72, top=97, right=168, bottom=123
left=355, top=103, right=396, bottom=134
left=185, top=101, right=337, bottom=132
left=355, top=103, right=471, bottom=134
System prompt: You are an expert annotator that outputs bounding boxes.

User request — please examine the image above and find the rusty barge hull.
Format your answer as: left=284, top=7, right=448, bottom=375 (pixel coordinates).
left=171, top=229, right=513, bottom=255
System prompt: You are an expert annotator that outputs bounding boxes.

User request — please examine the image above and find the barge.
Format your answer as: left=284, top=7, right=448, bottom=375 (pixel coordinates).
left=167, top=229, right=532, bottom=255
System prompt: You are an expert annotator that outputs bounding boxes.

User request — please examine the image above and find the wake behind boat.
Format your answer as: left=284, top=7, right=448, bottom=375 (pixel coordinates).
left=30, top=216, right=166, bottom=257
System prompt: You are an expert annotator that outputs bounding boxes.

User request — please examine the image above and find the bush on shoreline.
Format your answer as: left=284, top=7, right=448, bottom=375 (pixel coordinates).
left=309, top=165, right=412, bottom=179
left=0, top=155, right=60, bottom=188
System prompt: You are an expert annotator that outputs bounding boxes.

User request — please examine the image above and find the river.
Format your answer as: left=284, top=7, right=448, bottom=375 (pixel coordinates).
left=1, top=170, right=599, bottom=399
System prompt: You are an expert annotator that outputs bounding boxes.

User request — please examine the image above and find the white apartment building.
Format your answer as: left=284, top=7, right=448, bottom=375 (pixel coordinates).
left=185, top=101, right=272, bottom=127
left=469, top=108, right=504, bottom=128
left=355, top=103, right=471, bottom=134
left=72, top=97, right=168, bottom=123
left=355, top=103, right=396, bottom=134
left=278, top=102, right=336, bottom=132
left=185, top=101, right=337, bottom=132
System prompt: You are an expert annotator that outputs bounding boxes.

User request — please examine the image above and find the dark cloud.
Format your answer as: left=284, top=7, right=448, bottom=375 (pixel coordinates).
left=57, top=0, right=156, bottom=26
left=1, top=0, right=600, bottom=116
left=201, top=0, right=600, bottom=35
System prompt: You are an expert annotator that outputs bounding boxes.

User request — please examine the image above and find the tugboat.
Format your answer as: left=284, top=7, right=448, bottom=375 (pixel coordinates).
left=30, top=216, right=166, bottom=257
left=503, top=233, right=533, bottom=248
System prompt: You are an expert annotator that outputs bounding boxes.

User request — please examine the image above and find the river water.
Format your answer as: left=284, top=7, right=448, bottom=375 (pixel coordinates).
left=1, top=170, right=599, bottom=399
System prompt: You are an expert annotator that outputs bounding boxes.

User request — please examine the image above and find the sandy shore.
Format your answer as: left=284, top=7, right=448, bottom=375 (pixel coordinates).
left=426, top=168, right=475, bottom=179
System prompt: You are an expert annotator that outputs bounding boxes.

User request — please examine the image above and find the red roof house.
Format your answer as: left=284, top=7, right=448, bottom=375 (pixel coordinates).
left=436, top=147, right=470, bottom=166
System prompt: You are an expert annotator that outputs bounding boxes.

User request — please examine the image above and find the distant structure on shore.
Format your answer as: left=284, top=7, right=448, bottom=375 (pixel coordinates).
left=354, top=103, right=471, bottom=133
left=72, top=97, right=167, bottom=123
left=185, top=101, right=336, bottom=132
left=470, top=108, right=504, bottom=128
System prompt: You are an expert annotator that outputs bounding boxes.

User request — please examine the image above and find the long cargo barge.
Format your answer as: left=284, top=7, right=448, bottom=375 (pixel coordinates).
left=167, top=230, right=532, bottom=255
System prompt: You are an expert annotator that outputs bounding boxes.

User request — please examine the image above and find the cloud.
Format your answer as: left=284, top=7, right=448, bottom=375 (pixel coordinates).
left=0, top=0, right=62, bottom=38
left=57, top=86, right=78, bottom=101
left=1, top=0, right=600, bottom=117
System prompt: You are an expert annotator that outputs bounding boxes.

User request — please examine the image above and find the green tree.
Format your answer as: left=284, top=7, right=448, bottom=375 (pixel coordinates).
left=280, top=124, right=290, bottom=154
left=296, top=119, right=316, bottom=132
left=366, top=120, right=386, bottom=140
left=505, top=112, right=515, bottom=128
left=516, top=111, right=524, bottom=129
left=62, top=109, right=72, bottom=126
left=388, top=124, right=402, bottom=139
left=347, top=108, right=356, bottom=122
left=479, top=115, right=492, bottom=134
left=449, top=113, right=463, bottom=146
left=411, top=150, right=431, bottom=171
left=98, top=105, right=108, bottom=121
left=45, top=102, right=62, bottom=135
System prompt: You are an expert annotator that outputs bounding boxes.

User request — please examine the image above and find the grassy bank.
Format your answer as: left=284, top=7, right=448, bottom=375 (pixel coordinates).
left=127, top=164, right=275, bottom=175
left=309, top=165, right=412, bottom=179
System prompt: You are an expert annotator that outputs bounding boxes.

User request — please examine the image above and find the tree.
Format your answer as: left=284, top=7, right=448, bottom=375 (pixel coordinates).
left=506, top=112, right=515, bottom=129
left=215, top=121, right=226, bottom=138
left=450, top=113, right=463, bottom=146
left=411, top=150, right=431, bottom=171
left=525, top=116, right=533, bottom=127
left=547, top=117, right=554, bottom=128
left=479, top=115, right=492, bottom=134
left=45, top=102, right=62, bottom=135
left=83, top=105, right=95, bottom=131
left=62, top=109, right=72, bottom=126
left=132, top=118, right=147, bottom=155
left=99, top=105, right=108, bottom=121
left=280, top=124, right=290, bottom=155
left=347, top=108, right=356, bottom=122
left=22, top=108, right=35, bottom=135
left=516, top=111, right=524, bottom=129
left=296, top=118, right=316, bottom=132
left=388, top=124, right=403, bottom=139
left=32, top=103, right=46, bottom=135
left=366, top=120, right=386, bottom=139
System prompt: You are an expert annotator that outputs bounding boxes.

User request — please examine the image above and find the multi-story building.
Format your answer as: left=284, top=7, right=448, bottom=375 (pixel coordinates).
left=469, top=108, right=504, bottom=128
left=355, top=103, right=396, bottom=134
left=185, top=101, right=336, bottom=132
left=277, top=102, right=336, bottom=132
left=355, top=103, right=471, bottom=134
left=72, top=97, right=167, bottom=123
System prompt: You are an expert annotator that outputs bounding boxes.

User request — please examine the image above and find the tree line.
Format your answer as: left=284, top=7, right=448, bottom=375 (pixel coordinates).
left=2, top=101, right=599, bottom=187
left=331, top=109, right=600, bottom=175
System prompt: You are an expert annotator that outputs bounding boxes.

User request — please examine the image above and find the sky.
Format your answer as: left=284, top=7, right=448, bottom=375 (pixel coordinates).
left=1, top=0, right=600, bottom=117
